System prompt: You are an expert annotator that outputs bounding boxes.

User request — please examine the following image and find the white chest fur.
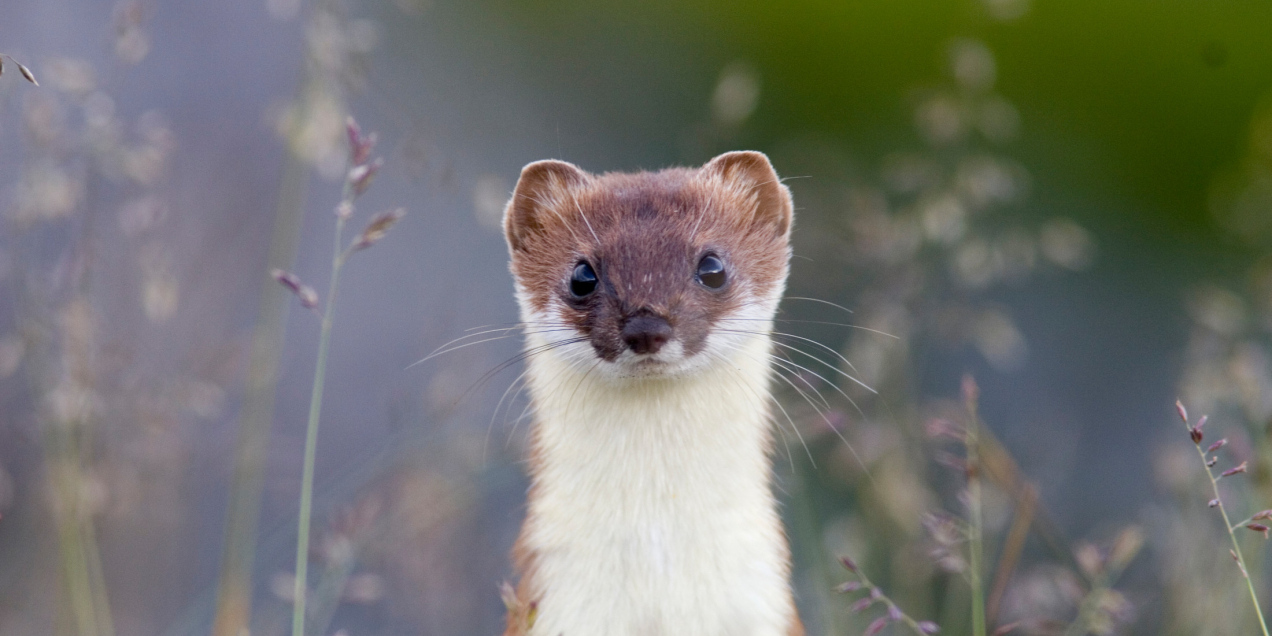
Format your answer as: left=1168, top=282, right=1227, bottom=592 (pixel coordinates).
left=517, top=333, right=796, bottom=636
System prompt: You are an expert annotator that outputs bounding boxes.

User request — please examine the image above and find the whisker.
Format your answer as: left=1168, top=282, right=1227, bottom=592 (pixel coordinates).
left=767, top=353, right=833, bottom=412
left=718, top=317, right=899, bottom=340
left=503, top=340, right=592, bottom=449
left=767, top=353, right=875, bottom=484
left=713, top=335, right=876, bottom=482
left=767, top=350, right=862, bottom=414
left=407, top=334, right=517, bottom=369
left=506, top=398, right=536, bottom=450
left=762, top=374, right=815, bottom=467
left=519, top=192, right=583, bottom=245
left=461, top=319, right=575, bottom=332
left=446, top=337, right=590, bottom=411
left=781, top=296, right=854, bottom=315
left=420, top=326, right=531, bottom=359
left=703, top=344, right=799, bottom=472
left=408, top=327, right=578, bottom=369
left=716, top=328, right=876, bottom=394
left=770, top=359, right=834, bottom=416
left=708, top=339, right=816, bottom=468
left=571, top=190, right=602, bottom=245
left=563, top=357, right=603, bottom=416
left=769, top=331, right=868, bottom=380
left=689, top=191, right=715, bottom=242
left=485, top=367, right=532, bottom=465
left=768, top=339, right=873, bottom=394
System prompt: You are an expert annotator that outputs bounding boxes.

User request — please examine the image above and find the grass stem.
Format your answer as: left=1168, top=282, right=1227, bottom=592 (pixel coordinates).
left=211, top=143, right=310, bottom=636
left=964, top=377, right=987, bottom=636
left=837, top=556, right=939, bottom=635
left=290, top=216, right=348, bottom=636
left=1195, top=440, right=1270, bottom=636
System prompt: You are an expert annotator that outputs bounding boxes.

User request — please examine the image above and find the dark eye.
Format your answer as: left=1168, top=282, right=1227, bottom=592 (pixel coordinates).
left=696, top=254, right=727, bottom=289
left=570, top=262, right=598, bottom=298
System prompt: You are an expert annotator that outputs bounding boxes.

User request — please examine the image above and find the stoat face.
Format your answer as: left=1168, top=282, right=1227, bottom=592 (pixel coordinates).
left=503, top=151, right=793, bottom=380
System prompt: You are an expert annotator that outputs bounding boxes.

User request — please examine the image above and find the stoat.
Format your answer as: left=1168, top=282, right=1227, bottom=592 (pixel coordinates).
left=501, top=151, right=804, bottom=636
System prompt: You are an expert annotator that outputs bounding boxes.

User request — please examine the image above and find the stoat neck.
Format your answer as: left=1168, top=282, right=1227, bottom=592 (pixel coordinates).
left=513, top=334, right=800, bottom=636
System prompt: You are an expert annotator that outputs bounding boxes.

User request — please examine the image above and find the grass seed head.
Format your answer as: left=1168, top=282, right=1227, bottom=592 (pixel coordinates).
left=347, top=157, right=384, bottom=197
left=925, top=417, right=964, bottom=440
left=271, top=268, right=318, bottom=310
left=865, top=616, right=889, bottom=636
left=18, top=62, right=37, bottom=85
left=335, top=201, right=353, bottom=220
left=346, top=116, right=378, bottom=167
left=839, top=555, right=858, bottom=573
left=352, top=207, right=405, bottom=251
left=0, top=55, right=39, bottom=86
left=1109, top=526, right=1145, bottom=571
left=1188, top=414, right=1209, bottom=444
left=849, top=596, right=875, bottom=613
left=1220, top=461, right=1248, bottom=478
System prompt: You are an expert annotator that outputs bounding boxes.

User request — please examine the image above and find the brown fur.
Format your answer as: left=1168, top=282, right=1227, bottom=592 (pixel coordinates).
left=505, top=152, right=792, bottom=363
left=501, top=152, right=801, bottom=635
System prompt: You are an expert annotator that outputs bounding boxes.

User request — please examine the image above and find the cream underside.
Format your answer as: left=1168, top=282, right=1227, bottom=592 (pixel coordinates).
left=520, top=330, right=794, bottom=636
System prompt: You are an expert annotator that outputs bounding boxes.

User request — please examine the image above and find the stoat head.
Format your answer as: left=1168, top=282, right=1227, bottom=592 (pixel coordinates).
left=503, top=151, right=793, bottom=379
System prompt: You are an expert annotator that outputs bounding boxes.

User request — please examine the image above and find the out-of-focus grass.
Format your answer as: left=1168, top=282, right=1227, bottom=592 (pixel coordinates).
left=2, top=0, right=1272, bottom=635
left=210, top=0, right=354, bottom=632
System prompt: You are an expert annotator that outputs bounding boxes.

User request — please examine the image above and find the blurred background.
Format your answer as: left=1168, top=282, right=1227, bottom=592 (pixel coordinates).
left=1, top=0, right=1271, bottom=634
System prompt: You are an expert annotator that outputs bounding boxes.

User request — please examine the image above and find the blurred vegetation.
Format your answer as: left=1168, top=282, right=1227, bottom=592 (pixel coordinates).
left=1, top=0, right=1271, bottom=635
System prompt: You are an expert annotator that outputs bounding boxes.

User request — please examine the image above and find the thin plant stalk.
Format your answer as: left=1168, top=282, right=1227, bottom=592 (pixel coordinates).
left=291, top=214, right=350, bottom=636
left=13, top=182, right=116, bottom=636
left=964, top=377, right=987, bottom=636
left=1061, top=571, right=1110, bottom=636
left=837, top=556, right=940, bottom=635
left=280, top=116, right=395, bottom=636
left=987, top=485, right=1036, bottom=623
left=1190, top=432, right=1270, bottom=636
left=1061, top=528, right=1143, bottom=636
left=38, top=353, right=116, bottom=636
left=51, top=453, right=109, bottom=636
left=211, top=0, right=352, bottom=631
left=211, top=142, right=310, bottom=636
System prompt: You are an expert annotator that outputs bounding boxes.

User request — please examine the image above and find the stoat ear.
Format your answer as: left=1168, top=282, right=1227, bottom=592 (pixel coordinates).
left=504, top=159, right=590, bottom=253
left=701, top=151, right=793, bottom=238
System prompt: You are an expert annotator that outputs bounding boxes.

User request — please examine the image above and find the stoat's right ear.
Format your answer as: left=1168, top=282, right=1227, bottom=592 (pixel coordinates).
left=504, top=159, right=589, bottom=253
left=700, top=151, right=793, bottom=239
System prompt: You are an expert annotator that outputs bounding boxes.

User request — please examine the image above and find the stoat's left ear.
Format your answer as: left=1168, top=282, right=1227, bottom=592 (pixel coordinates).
left=701, top=151, right=793, bottom=238
left=504, top=159, right=590, bottom=253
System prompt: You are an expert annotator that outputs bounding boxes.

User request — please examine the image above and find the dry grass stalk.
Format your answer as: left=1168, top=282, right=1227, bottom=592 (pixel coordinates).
left=209, top=3, right=376, bottom=633
left=281, top=115, right=404, bottom=636
left=962, top=375, right=988, bottom=636
left=0, top=53, right=40, bottom=85
left=836, top=555, right=941, bottom=635
left=1177, top=400, right=1271, bottom=636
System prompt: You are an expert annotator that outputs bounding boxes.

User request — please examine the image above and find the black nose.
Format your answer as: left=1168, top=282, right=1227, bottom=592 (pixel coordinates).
left=621, top=314, right=672, bottom=355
